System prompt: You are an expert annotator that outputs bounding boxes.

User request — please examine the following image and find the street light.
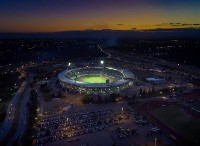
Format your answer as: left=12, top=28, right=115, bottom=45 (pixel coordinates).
left=101, top=60, right=104, bottom=69
left=121, top=107, right=124, bottom=119
left=67, top=62, right=71, bottom=70
left=154, top=138, right=157, bottom=146
left=67, top=118, right=69, bottom=124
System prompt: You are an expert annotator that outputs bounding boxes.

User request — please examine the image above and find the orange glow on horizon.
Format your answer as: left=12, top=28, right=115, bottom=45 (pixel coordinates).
left=0, top=22, right=200, bottom=33
left=0, top=0, right=200, bottom=32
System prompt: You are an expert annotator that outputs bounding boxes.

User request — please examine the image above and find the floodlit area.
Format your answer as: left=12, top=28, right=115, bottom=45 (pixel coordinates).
left=143, top=101, right=200, bottom=144
left=58, top=67, right=135, bottom=94
left=37, top=102, right=173, bottom=146
left=76, top=74, right=116, bottom=84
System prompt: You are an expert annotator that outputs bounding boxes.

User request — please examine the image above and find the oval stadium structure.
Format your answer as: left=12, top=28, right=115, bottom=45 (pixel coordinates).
left=58, top=67, right=135, bottom=94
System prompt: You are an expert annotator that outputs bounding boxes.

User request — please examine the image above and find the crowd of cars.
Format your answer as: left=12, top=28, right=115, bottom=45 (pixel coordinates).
left=36, top=108, right=132, bottom=145
left=111, top=126, right=138, bottom=139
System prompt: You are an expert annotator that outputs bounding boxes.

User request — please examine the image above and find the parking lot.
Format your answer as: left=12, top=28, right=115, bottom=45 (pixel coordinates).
left=36, top=102, right=174, bottom=146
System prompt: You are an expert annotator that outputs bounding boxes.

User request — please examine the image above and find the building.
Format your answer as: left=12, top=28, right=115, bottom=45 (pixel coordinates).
left=58, top=67, right=135, bottom=94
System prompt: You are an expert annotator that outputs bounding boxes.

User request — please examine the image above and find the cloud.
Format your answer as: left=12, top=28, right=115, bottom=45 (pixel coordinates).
left=131, top=28, right=137, bottom=30
left=156, top=23, right=200, bottom=27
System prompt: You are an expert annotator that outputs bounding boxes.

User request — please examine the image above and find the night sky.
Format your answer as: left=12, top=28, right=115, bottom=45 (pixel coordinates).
left=0, top=0, right=200, bottom=32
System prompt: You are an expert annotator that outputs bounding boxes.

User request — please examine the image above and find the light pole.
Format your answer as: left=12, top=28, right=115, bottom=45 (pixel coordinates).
left=154, top=138, right=157, bottom=146
left=67, top=62, right=71, bottom=70
left=100, top=60, right=104, bottom=75
left=100, top=60, right=104, bottom=68
left=121, top=107, right=124, bottom=119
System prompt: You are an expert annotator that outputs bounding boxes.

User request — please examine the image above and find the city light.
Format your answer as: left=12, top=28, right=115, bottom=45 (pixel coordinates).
left=100, top=60, right=104, bottom=65
left=161, top=96, right=167, bottom=100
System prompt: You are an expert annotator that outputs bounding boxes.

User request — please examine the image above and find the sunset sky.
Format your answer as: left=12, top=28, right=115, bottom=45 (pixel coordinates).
left=0, top=0, right=200, bottom=32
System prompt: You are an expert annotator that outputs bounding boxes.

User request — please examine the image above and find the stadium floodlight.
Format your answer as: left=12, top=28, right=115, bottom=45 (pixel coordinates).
left=100, top=60, right=104, bottom=65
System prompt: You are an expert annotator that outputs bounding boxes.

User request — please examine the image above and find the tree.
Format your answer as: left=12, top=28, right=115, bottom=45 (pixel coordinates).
left=110, top=93, right=117, bottom=102
left=81, top=95, right=94, bottom=104
left=152, top=86, right=155, bottom=93
left=124, top=95, right=128, bottom=99
left=139, top=88, right=143, bottom=95
left=142, top=89, right=146, bottom=96
left=132, top=94, right=136, bottom=99
left=97, top=95, right=103, bottom=104
left=148, top=88, right=152, bottom=95
left=57, top=92, right=62, bottom=98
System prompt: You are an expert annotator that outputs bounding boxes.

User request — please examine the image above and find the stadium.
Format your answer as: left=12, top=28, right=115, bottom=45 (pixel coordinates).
left=58, top=66, right=135, bottom=94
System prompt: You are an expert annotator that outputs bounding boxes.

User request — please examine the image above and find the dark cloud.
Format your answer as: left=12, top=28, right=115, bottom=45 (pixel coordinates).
left=131, top=28, right=137, bottom=30
left=182, top=24, right=189, bottom=26
left=157, top=23, right=200, bottom=27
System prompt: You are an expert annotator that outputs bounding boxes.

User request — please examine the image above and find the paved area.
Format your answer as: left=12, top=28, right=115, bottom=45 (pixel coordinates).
left=36, top=101, right=174, bottom=146
left=7, top=88, right=31, bottom=146
left=0, top=82, right=27, bottom=142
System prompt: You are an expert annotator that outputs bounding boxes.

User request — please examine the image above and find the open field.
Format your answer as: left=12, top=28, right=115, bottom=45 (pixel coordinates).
left=76, top=75, right=116, bottom=83
left=151, top=105, right=200, bottom=143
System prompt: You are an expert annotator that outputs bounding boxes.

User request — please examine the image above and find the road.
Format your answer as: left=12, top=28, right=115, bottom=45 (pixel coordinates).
left=100, top=46, right=200, bottom=77
left=36, top=83, right=44, bottom=115
left=98, top=45, right=111, bottom=58
left=0, top=82, right=27, bottom=142
left=7, top=88, right=31, bottom=146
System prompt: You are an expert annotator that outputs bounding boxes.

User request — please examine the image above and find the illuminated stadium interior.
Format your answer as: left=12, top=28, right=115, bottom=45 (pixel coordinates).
left=58, top=67, right=135, bottom=94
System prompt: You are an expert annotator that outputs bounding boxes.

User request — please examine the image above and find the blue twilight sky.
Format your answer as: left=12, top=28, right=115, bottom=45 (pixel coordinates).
left=0, top=0, right=200, bottom=32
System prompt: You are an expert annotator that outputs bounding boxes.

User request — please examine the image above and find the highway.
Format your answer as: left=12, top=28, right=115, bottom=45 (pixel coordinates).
left=7, top=88, right=31, bottom=146
left=0, top=82, right=27, bottom=142
left=36, top=83, right=44, bottom=115
left=98, top=45, right=111, bottom=58
left=100, top=46, right=200, bottom=77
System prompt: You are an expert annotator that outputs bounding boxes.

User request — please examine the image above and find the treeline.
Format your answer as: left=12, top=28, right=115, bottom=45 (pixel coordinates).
left=0, top=72, right=20, bottom=124
left=0, top=72, right=20, bottom=102
left=81, top=93, right=120, bottom=104
left=139, top=86, right=155, bottom=97
left=139, top=86, right=175, bottom=98
left=23, top=90, right=39, bottom=145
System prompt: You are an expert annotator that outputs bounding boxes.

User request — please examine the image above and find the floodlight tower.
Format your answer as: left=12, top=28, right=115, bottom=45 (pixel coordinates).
left=100, top=60, right=104, bottom=74
left=67, top=62, right=71, bottom=70
left=100, top=60, right=104, bottom=68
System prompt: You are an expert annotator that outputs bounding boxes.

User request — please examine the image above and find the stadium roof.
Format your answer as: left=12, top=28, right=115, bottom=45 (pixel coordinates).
left=146, top=77, right=166, bottom=83
left=58, top=67, right=134, bottom=88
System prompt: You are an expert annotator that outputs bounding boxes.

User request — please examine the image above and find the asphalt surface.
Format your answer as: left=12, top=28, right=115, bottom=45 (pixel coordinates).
left=0, top=82, right=27, bottom=142
left=7, top=88, right=31, bottom=146
left=36, top=83, right=44, bottom=114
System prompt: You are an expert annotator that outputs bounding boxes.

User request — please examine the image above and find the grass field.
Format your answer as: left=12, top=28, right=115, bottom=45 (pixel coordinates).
left=151, top=105, right=200, bottom=142
left=76, top=75, right=116, bottom=83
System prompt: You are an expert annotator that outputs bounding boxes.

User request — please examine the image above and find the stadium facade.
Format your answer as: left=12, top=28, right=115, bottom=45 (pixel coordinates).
left=58, top=67, right=135, bottom=94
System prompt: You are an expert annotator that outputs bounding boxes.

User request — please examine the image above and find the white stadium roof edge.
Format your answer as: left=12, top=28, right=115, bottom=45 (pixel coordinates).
left=58, top=67, right=135, bottom=88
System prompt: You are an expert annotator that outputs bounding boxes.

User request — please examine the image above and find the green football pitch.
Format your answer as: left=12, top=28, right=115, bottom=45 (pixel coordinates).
left=151, top=105, right=200, bottom=143
left=76, top=75, right=116, bottom=83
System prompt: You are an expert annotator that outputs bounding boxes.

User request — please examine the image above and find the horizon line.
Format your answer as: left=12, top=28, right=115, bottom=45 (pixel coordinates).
left=0, top=27, right=200, bottom=33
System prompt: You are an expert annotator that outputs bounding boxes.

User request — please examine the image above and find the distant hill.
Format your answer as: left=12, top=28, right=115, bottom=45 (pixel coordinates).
left=1, top=29, right=200, bottom=39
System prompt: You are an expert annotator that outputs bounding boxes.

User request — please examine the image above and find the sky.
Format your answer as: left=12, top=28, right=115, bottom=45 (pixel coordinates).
left=0, top=0, right=200, bottom=32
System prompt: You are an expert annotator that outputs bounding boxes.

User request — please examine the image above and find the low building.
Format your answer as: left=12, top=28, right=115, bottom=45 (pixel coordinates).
left=146, top=77, right=166, bottom=84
